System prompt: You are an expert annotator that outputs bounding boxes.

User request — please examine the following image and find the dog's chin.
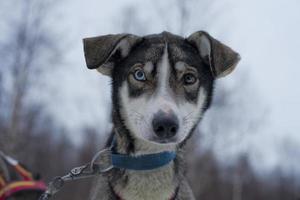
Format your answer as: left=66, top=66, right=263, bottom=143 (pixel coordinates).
left=148, top=136, right=178, bottom=145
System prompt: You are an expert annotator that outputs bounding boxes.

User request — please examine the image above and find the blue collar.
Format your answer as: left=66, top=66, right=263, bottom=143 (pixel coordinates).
left=105, top=134, right=176, bottom=171
left=111, top=151, right=176, bottom=171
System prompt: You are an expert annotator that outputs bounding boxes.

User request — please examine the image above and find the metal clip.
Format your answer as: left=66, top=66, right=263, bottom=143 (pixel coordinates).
left=71, top=165, right=89, bottom=176
left=39, top=148, right=114, bottom=200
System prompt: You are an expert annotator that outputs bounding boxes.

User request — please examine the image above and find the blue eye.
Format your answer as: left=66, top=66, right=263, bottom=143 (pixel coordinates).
left=134, top=69, right=146, bottom=81
left=183, top=73, right=197, bottom=85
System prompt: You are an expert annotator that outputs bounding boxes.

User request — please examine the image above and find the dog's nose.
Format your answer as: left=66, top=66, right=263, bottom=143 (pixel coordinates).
left=152, top=110, right=179, bottom=139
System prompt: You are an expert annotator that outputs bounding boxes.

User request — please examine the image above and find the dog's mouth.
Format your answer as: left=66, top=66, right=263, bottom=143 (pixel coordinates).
left=149, top=136, right=178, bottom=144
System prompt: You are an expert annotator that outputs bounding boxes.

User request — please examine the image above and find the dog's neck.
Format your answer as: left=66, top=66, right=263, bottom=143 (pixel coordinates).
left=107, top=108, right=187, bottom=199
left=108, top=127, right=181, bottom=200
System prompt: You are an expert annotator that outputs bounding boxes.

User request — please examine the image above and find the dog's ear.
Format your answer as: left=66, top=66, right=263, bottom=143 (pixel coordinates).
left=187, top=31, right=240, bottom=78
left=83, top=34, right=142, bottom=76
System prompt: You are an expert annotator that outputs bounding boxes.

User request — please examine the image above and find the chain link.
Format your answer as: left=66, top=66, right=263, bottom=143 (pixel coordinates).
left=39, top=148, right=113, bottom=200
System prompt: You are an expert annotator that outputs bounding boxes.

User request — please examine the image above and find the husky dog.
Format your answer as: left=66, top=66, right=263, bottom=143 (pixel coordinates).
left=83, top=31, right=240, bottom=200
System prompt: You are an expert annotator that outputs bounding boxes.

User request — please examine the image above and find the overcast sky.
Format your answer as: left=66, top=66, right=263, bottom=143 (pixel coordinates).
left=31, top=0, right=300, bottom=172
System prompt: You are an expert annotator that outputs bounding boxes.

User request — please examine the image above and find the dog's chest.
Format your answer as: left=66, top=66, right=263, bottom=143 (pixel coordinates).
left=113, top=164, right=176, bottom=200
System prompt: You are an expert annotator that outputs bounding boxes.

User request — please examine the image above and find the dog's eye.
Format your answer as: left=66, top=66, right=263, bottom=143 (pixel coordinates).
left=134, top=69, right=146, bottom=81
left=183, top=73, right=197, bottom=85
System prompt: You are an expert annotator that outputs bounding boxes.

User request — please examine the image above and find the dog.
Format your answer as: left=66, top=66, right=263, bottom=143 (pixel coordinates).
left=83, top=31, right=240, bottom=200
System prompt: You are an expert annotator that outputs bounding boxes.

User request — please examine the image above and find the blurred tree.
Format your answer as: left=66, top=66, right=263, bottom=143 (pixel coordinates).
left=0, top=1, right=108, bottom=199
left=0, top=0, right=63, bottom=155
left=0, top=74, right=4, bottom=131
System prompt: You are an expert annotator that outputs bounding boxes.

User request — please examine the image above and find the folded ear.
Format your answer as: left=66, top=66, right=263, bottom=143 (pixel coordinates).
left=187, top=31, right=240, bottom=78
left=83, top=34, right=142, bottom=76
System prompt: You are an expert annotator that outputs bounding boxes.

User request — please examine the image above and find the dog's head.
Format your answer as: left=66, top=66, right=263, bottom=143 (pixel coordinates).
left=83, top=31, right=240, bottom=145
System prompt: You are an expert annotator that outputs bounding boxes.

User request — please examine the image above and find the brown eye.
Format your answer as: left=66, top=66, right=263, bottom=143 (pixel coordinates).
left=183, top=73, right=197, bottom=85
left=134, top=69, right=146, bottom=81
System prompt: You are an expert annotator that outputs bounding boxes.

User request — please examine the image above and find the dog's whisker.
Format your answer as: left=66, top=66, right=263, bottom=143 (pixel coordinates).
left=129, top=109, right=153, bottom=131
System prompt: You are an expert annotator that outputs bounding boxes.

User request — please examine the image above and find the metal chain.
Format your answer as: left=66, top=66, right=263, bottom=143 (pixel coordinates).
left=39, top=148, right=113, bottom=200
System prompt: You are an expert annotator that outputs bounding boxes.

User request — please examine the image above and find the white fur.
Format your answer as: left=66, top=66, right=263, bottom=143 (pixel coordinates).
left=158, top=45, right=170, bottom=92
left=114, top=163, right=176, bottom=200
